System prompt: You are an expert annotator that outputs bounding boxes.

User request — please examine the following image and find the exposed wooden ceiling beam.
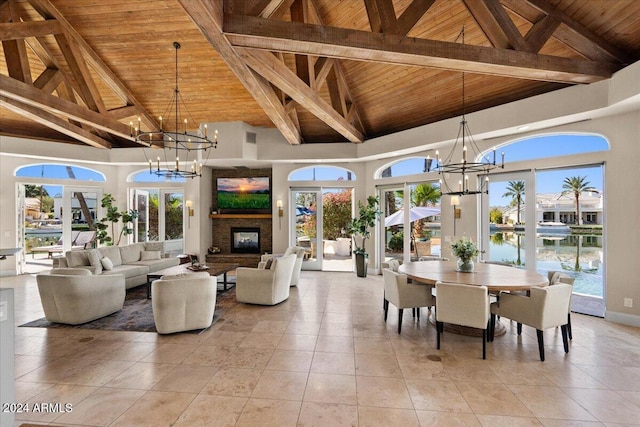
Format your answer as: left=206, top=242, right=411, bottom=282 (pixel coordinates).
left=238, top=48, right=364, bottom=142
left=258, top=0, right=295, bottom=19
left=223, top=14, right=618, bottom=84
left=25, top=0, right=157, bottom=129
left=2, top=38, right=31, bottom=83
left=463, top=0, right=525, bottom=50
left=1, top=95, right=112, bottom=149
left=32, top=67, right=62, bottom=93
left=0, top=20, right=62, bottom=40
left=524, top=15, right=559, bottom=53
left=177, top=0, right=302, bottom=145
left=0, top=74, right=133, bottom=140
left=364, top=0, right=397, bottom=33
left=503, top=0, right=631, bottom=63
left=393, top=0, right=437, bottom=36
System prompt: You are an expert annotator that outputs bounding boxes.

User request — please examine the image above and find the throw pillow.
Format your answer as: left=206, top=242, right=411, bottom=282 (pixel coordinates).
left=101, top=257, right=114, bottom=271
left=140, top=250, right=161, bottom=261
left=86, top=249, right=103, bottom=275
left=265, top=258, right=273, bottom=269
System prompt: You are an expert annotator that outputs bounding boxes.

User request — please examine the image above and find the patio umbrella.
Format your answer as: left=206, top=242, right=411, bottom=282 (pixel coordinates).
left=384, top=206, right=440, bottom=227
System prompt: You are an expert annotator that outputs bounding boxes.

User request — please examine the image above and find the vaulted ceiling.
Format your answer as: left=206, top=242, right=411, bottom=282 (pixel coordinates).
left=1, top=0, right=639, bottom=149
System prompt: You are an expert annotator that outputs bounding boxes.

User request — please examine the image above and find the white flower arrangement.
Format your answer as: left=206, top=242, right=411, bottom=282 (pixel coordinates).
left=451, top=238, right=479, bottom=261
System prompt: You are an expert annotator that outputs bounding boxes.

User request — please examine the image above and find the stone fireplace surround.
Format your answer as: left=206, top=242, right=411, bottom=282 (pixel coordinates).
left=206, top=168, right=273, bottom=268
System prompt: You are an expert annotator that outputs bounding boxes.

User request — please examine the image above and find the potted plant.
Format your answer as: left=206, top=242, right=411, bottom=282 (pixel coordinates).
left=450, top=237, right=479, bottom=272
left=347, top=196, right=380, bottom=277
left=96, top=194, right=139, bottom=246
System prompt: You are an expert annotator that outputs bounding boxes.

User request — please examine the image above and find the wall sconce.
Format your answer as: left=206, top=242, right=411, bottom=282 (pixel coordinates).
left=186, top=200, right=194, bottom=228
left=276, top=200, right=284, bottom=229
left=450, top=196, right=461, bottom=235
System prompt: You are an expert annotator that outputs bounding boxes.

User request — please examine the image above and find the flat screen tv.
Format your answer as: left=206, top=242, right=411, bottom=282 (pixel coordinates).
left=216, top=177, right=271, bottom=213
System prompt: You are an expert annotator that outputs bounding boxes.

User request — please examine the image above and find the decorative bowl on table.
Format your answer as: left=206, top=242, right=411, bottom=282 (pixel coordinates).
left=187, top=263, right=209, bottom=272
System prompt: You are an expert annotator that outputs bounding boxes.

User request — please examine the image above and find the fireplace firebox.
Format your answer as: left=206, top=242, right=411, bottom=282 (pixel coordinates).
left=230, top=227, right=261, bottom=254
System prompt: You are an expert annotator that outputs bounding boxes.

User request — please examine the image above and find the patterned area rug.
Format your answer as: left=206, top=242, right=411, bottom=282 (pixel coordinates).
left=19, top=285, right=237, bottom=333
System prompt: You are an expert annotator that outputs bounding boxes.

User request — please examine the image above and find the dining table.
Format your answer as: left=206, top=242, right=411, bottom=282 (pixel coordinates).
left=398, top=260, right=549, bottom=336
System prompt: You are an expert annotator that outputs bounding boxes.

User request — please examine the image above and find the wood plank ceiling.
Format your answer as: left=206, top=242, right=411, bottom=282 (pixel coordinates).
left=1, top=0, right=639, bottom=148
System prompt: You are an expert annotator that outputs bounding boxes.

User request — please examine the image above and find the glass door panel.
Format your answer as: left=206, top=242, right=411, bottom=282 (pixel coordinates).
left=482, top=172, right=534, bottom=268
left=133, top=190, right=150, bottom=242
left=321, top=188, right=353, bottom=272
left=291, top=189, right=321, bottom=270
left=161, top=190, right=184, bottom=254
left=69, top=189, right=99, bottom=247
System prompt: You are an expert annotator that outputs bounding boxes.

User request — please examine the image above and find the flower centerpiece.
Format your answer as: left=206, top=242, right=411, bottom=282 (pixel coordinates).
left=451, top=238, right=479, bottom=272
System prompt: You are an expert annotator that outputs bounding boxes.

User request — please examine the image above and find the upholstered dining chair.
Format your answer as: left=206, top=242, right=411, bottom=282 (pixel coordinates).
left=435, top=281, right=491, bottom=359
left=548, top=271, right=576, bottom=339
left=383, top=269, right=435, bottom=334
left=490, top=283, right=572, bottom=361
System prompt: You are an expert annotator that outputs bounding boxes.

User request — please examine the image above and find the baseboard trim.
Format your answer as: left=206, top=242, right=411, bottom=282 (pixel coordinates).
left=605, top=311, right=640, bottom=328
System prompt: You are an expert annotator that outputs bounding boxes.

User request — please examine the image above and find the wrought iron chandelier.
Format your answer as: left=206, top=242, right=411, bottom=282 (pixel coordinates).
left=427, top=28, right=504, bottom=196
left=137, top=41, right=217, bottom=179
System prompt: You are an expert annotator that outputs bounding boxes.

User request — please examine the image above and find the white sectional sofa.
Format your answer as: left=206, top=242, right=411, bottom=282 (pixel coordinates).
left=57, top=242, right=179, bottom=289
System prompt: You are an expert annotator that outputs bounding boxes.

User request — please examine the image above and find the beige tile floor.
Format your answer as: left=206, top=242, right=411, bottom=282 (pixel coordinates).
left=3, top=271, right=640, bottom=427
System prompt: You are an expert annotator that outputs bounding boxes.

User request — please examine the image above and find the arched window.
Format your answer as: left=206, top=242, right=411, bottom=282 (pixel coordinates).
left=289, top=166, right=356, bottom=181
left=129, top=169, right=186, bottom=183
left=376, top=157, right=434, bottom=179
left=483, top=133, right=609, bottom=162
left=16, top=164, right=105, bottom=181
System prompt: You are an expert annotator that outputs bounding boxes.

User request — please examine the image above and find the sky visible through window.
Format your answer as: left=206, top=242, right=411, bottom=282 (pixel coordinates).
left=19, top=134, right=607, bottom=204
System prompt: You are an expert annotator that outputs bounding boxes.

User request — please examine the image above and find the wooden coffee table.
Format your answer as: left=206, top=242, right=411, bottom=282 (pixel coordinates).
left=146, top=263, right=239, bottom=298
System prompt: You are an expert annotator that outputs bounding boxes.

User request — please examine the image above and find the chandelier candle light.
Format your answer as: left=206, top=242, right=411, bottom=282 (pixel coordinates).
left=135, top=42, right=218, bottom=179
left=426, top=28, right=504, bottom=196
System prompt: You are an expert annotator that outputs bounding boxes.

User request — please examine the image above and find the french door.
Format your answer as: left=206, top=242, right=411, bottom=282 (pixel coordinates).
left=133, top=189, right=150, bottom=242
left=290, top=188, right=322, bottom=270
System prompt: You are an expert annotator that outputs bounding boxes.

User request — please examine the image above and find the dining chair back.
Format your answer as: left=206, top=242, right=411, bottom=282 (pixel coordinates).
left=383, top=269, right=435, bottom=334
left=491, top=283, right=572, bottom=361
left=548, top=271, right=575, bottom=339
left=435, top=281, right=491, bottom=359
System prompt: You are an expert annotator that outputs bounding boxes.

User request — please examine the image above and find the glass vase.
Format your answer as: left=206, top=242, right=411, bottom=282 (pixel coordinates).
left=456, top=258, right=474, bottom=273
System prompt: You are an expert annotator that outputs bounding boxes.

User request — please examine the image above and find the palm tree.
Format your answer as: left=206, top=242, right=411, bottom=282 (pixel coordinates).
left=503, top=181, right=525, bottom=224
left=561, top=176, right=592, bottom=225
left=412, top=183, right=441, bottom=238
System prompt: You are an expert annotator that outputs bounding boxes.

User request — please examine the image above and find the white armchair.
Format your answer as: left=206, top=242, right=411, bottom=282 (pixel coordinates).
left=236, top=253, right=296, bottom=305
left=259, top=246, right=305, bottom=286
left=36, top=268, right=125, bottom=325
left=151, top=272, right=217, bottom=334
left=490, top=283, right=573, bottom=361
left=383, top=269, right=435, bottom=334
left=435, top=281, right=491, bottom=359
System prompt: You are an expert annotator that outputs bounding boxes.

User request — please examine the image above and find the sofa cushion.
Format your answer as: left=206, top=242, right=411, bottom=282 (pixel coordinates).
left=65, top=250, right=91, bottom=267
left=101, top=257, right=114, bottom=270
left=99, top=246, right=122, bottom=267
left=86, top=249, right=103, bottom=275
left=101, top=264, right=148, bottom=279
left=140, top=250, right=161, bottom=261
left=120, top=243, right=144, bottom=264
left=132, top=256, right=180, bottom=273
